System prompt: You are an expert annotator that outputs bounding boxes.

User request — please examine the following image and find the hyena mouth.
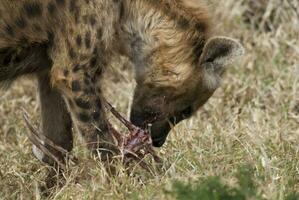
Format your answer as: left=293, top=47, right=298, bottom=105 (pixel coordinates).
left=146, top=119, right=172, bottom=147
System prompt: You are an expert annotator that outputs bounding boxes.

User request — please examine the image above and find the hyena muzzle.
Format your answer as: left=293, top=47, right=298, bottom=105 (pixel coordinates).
left=0, top=0, right=244, bottom=165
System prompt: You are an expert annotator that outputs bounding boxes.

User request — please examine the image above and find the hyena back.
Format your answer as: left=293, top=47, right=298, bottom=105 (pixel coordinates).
left=0, top=0, right=244, bottom=164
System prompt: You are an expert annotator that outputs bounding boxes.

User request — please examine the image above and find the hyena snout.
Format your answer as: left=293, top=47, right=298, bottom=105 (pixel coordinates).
left=130, top=107, right=171, bottom=147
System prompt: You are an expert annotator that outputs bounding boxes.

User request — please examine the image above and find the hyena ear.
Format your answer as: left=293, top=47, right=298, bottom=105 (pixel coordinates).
left=199, top=36, right=245, bottom=75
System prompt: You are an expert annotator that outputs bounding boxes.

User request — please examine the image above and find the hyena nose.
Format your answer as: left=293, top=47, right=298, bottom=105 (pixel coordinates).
left=152, top=137, right=166, bottom=147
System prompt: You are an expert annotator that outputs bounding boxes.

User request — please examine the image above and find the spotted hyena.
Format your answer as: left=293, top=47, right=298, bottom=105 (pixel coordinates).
left=0, top=0, right=244, bottom=164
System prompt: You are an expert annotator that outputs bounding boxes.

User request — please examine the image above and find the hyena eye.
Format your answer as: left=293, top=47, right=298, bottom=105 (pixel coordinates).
left=181, top=106, right=193, bottom=118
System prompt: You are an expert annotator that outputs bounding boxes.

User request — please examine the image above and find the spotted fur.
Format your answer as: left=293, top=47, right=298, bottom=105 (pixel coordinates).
left=0, top=0, right=244, bottom=163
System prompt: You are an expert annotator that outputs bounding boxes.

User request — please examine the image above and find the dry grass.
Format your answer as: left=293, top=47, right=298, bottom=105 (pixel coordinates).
left=0, top=0, right=298, bottom=199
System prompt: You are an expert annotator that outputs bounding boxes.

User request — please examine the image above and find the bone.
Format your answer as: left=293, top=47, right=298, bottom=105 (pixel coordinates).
left=23, top=110, right=66, bottom=170
left=102, top=99, right=162, bottom=171
left=23, top=109, right=78, bottom=170
left=23, top=100, right=161, bottom=172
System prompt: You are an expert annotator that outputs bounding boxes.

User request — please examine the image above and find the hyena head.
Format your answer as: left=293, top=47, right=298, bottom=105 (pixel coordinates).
left=121, top=0, right=244, bottom=147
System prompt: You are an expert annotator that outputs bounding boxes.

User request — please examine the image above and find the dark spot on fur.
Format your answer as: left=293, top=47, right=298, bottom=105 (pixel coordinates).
left=69, top=28, right=74, bottom=34
left=56, top=0, right=65, bottom=6
left=84, top=71, right=90, bottom=78
left=96, top=87, right=101, bottom=94
left=84, top=77, right=90, bottom=85
left=92, top=111, right=100, bottom=120
left=23, top=2, right=43, bottom=18
left=91, top=76, right=96, bottom=83
left=69, top=0, right=77, bottom=12
left=85, top=31, right=91, bottom=49
left=169, top=12, right=178, bottom=23
left=97, top=28, right=102, bottom=39
left=79, top=54, right=89, bottom=61
left=4, top=25, right=14, bottom=36
left=69, top=0, right=80, bottom=23
left=119, top=1, right=124, bottom=19
left=47, top=31, right=54, bottom=42
left=82, top=15, right=88, bottom=23
left=90, top=57, right=97, bottom=67
left=63, top=69, right=69, bottom=77
left=84, top=72, right=91, bottom=79
left=47, top=2, right=57, bottom=15
left=69, top=27, right=74, bottom=34
left=74, top=10, right=80, bottom=24
left=68, top=47, right=76, bottom=59
left=3, top=53, right=12, bottom=65
left=84, top=87, right=95, bottom=95
left=89, top=15, right=96, bottom=26
left=75, top=98, right=91, bottom=109
left=77, top=112, right=91, bottom=122
left=95, top=99, right=102, bottom=109
left=76, top=35, right=82, bottom=47
left=33, top=24, right=42, bottom=32
left=69, top=0, right=80, bottom=15
left=14, top=55, right=21, bottom=63
left=19, top=37, right=28, bottom=44
left=95, top=68, right=103, bottom=77
left=93, top=47, right=98, bottom=54
left=15, top=18, right=27, bottom=29
left=73, top=64, right=80, bottom=73
left=71, top=80, right=81, bottom=91
left=192, top=40, right=204, bottom=59
left=195, top=22, right=208, bottom=32
left=62, top=79, right=67, bottom=84
left=178, top=18, right=190, bottom=29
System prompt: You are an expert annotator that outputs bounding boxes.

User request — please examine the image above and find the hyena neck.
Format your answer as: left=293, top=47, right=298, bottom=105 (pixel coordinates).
left=117, top=0, right=164, bottom=78
left=117, top=0, right=211, bottom=84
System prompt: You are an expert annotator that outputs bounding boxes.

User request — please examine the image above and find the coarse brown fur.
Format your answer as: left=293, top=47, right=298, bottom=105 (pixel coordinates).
left=0, top=0, right=244, bottom=164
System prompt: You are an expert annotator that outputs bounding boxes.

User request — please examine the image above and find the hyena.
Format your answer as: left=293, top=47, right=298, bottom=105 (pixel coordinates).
left=0, top=0, right=244, bottom=164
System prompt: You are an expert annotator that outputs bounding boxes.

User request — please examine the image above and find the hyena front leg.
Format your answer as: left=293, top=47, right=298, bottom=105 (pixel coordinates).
left=51, top=62, right=115, bottom=161
left=32, top=70, right=73, bottom=166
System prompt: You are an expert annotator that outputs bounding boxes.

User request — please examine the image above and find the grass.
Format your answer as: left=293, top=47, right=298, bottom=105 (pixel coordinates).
left=165, top=166, right=265, bottom=200
left=0, top=0, right=298, bottom=199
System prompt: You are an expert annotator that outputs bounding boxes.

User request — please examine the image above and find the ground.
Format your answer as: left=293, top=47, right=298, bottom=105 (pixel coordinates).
left=0, top=0, right=298, bottom=199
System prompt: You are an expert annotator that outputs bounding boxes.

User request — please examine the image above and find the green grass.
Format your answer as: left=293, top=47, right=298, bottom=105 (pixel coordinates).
left=165, top=166, right=298, bottom=200
left=0, top=0, right=299, bottom=199
left=166, top=166, right=263, bottom=200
